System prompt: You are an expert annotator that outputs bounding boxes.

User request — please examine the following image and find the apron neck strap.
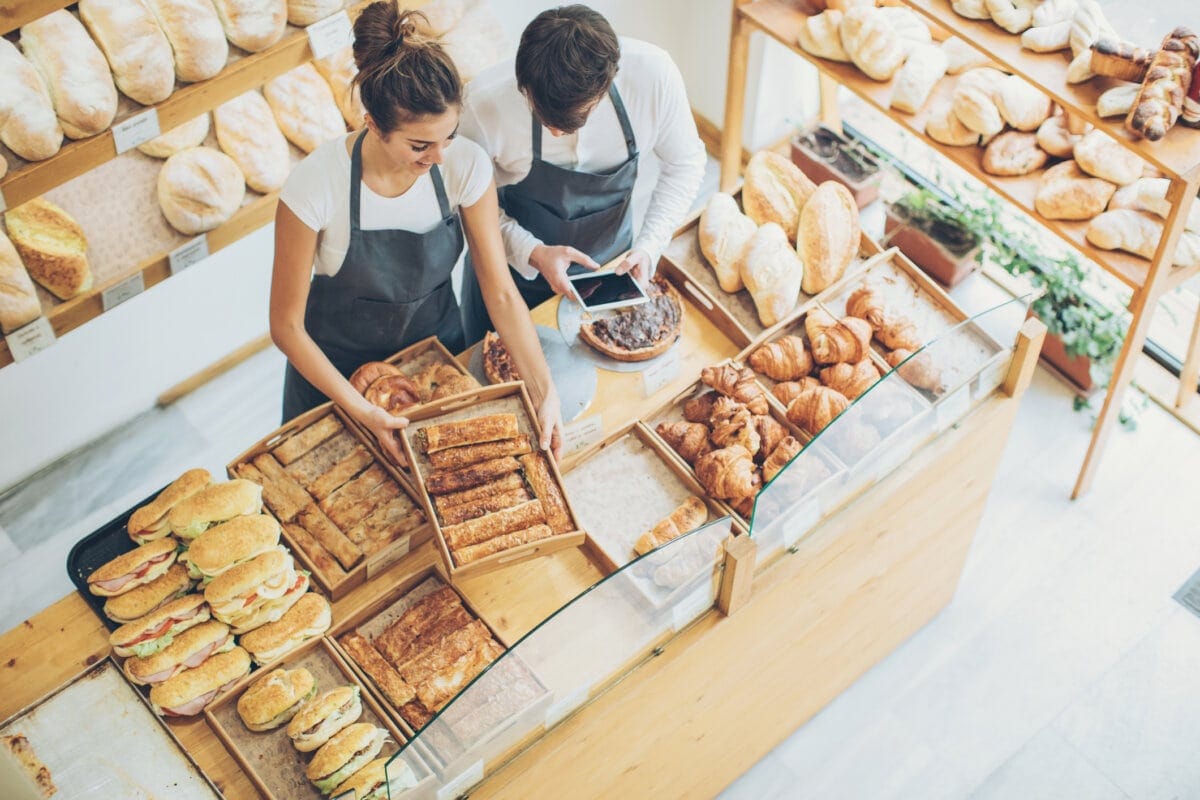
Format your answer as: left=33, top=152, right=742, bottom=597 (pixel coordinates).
left=429, top=163, right=452, bottom=218
left=350, top=130, right=454, bottom=225
left=530, top=81, right=637, bottom=160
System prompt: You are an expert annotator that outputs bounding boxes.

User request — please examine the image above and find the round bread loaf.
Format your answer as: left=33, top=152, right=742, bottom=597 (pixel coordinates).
left=157, top=146, right=246, bottom=235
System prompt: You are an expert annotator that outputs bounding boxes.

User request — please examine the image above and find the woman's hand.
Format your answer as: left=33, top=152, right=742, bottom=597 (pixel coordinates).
left=356, top=404, right=410, bottom=466
left=534, top=385, right=564, bottom=461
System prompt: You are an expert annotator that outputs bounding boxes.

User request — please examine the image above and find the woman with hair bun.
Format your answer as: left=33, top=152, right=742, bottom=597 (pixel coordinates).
left=270, top=1, right=562, bottom=459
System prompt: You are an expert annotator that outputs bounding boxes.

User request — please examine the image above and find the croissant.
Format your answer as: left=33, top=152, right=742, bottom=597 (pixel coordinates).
left=655, top=421, right=713, bottom=466
left=810, top=316, right=873, bottom=364
left=820, top=359, right=881, bottom=400
left=683, top=391, right=719, bottom=424
left=634, top=496, right=709, bottom=556
left=695, top=446, right=761, bottom=501
left=885, top=349, right=944, bottom=392
left=749, top=335, right=813, bottom=381
left=728, top=494, right=755, bottom=519
left=804, top=307, right=837, bottom=342
left=875, top=316, right=922, bottom=350
left=786, top=385, right=850, bottom=436
left=701, top=364, right=769, bottom=415
left=773, top=377, right=821, bottom=407
left=752, top=414, right=787, bottom=462
left=845, top=285, right=887, bottom=330
left=763, top=435, right=803, bottom=483
left=709, top=397, right=761, bottom=455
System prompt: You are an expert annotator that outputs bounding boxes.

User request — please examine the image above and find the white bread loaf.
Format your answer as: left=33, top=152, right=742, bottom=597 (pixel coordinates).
left=986, top=0, right=1036, bottom=34
left=287, top=0, right=342, bottom=27
left=213, top=90, right=290, bottom=194
left=797, top=10, right=850, bottom=62
left=798, top=182, right=860, bottom=295
left=0, top=38, right=62, bottom=161
left=1021, top=21, right=1071, bottom=53
left=698, top=192, right=756, bottom=294
left=942, top=37, right=991, bottom=74
left=876, top=7, right=932, bottom=55
left=1074, top=129, right=1143, bottom=185
left=982, top=130, right=1048, bottom=176
left=1107, top=183, right=1145, bottom=212
left=839, top=7, right=906, bottom=82
left=313, top=46, right=365, bottom=128
left=1086, top=209, right=1162, bottom=260
left=1033, top=0, right=1078, bottom=27
left=137, top=113, right=210, bottom=158
left=1069, top=0, right=1116, bottom=57
left=157, top=147, right=246, bottom=234
left=211, top=0, right=287, bottom=53
left=952, top=84, right=1004, bottom=136
left=951, top=0, right=990, bottom=20
left=891, top=43, right=948, bottom=114
left=3, top=197, right=92, bottom=300
left=20, top=10, right=118, bottom=140
left=1035, top=160, right=1115, bottom=220
left=737, top=222, right=803, bottom=328
left=1135, top=178, right=1200, bottom=232
left=1096, top=83, right=1139, bottom=118
left=741, top=150, right=816, bottom=243
left=994, top=75, right=1053, bottom=130
left=146, top=0, right=228, bottom=83
left=263, top=63, right=345, bottom=154
left=1035, top=113, right=1087, bottom=158
left=78, top=0, right=176, bottom=106
left=926, top=99, right=982, bottom=146
left=0, top=230, right=41, bottom=334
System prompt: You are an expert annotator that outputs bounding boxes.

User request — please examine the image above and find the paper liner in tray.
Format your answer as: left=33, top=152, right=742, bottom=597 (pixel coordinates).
left=205, top=637, right=437, bottom=800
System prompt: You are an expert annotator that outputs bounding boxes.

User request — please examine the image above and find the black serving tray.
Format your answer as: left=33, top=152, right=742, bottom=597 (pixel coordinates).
left=66, top=488, right=163, bottom=631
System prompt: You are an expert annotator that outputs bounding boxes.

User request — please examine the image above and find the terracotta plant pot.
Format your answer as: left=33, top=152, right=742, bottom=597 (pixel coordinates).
left=791, top=125, right=882, bottom=209
left=884, top=207, right=981, bottom=288
left=1026, top=309, right=1095, bottom=393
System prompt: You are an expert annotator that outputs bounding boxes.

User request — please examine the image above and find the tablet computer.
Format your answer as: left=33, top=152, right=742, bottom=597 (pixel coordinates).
left=567, top=269, right=650, bottom=312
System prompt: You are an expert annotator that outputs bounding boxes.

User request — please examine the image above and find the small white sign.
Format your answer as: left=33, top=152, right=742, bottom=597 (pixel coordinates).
left=168, top=235, right=209, bottom=275
left=436, top=760, right=483, bottom=800
left=112, top=108, right=161, bottom=155
left=641, top=347, right=681, bottom=397
left=671, top=584, right=713, bottom=631
left=7, top=316, right=56, bottom=362
left=935, top=384, right=971, bottom=432
left=544, top=686, right=588, bottom=729
left=782, top=496, right=821, bottom=548
left=562, top=414, right=603, bottom=457
left=101, top=272, right=145, bottom=312
left=306, top=10, right=354, bottom=59
left=0, top=185, right=6, bottom=213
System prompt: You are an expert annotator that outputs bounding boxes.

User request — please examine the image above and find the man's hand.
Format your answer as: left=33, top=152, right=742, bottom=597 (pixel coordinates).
left=529, top=244, right=600, bottom=297
left=614, top=248, right=652, bottom=285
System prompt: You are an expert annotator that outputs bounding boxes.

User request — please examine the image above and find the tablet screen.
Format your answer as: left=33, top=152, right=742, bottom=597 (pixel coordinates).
left=569, top=271, right=649, bottom=311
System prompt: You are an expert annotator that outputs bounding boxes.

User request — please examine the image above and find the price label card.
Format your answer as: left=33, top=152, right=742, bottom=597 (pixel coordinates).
left=544, top=686, right=588, bottom=729
left=641, top=347, right=681, bottom=397
left=935, top=384, right=971, bottom=432
left=306, top=10, right=353, bottom=59
left=168, top=235, right=209, bottom=275
left=7, top=317, right=56, bottom=362
left=112, top=109, right=161, bottom=155
left=671, top=584, right=713, bottom=631
left=436, top=760, right=483, bottom=800
left=562, top=414, right=603, bottom=457
left=782, top=497, right=821, bottom=548
left=101, top=272, right=145, bottom=312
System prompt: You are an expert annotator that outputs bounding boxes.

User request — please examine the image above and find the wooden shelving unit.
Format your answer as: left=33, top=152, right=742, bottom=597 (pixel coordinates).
left=0, top=0, right=73, bottom=36
left=720, top=0, right=1200, bottom=497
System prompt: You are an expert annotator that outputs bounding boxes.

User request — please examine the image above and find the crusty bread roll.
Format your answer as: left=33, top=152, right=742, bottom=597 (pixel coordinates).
left=1134, top=177, right=1200, bottom=232
left=20, top=10, right=118, bottom=139
left=952, top=0, right=990, bottom=20
left=287, top=0, right=342, bottom=26
left=736, top=223, right=803, bottom=328
left=952, top=84, right=1004, bottom=136
left=78, top=0, right=176, bottom=106
left=313, top=46, right=365, bottom=128
left=1032, top=0, right=1077, bottom=28
left=1074, top=129, right=1143, bottom=185
left=1096, top=83, right=1139, bottom=118
left=214, top=90, right=290, bottom=194
left=698, top=192, right=756, bottom=293
left=1086, top=209, right=1163, bottom=260
left=891, top=43, right=947, bottom=114
left=925, top=99, right=981, bottom=146
left=942, top=36, right=992, bottom=74
left=1035, top=160, right=1116, bottom=220
left=1021, top=21, right=1071, bottom=53
left=742, top=150, right=816, bottom=243
left=211, top=0, right=287, bottom=53
left=798, top=182, right=859, bottom=295
left=994, top=75, right=1053, bottom=131
left=146, top=0, right=229, bottom=83
left=1070, top=0, right=1117, bottom=57
left=796, top=10, right=850, bottom=62
left=0, top=230, right=41, bottom=334
left=1035, top=113, right=1087, bottom=158
left=157, top=147, right=246, bottom=234
left=982, top=130, right=1048, bottom=176
left=0, top=38, right=62, bottom=161
left=876, top=6, right=932, bottom=54
left=137, top=113, right=210, bottom=158
left=986, top=0, right=1036, bottom=35
left=840, top=7, right=907, bottom=82
left=4, top=198, right=92, bottom=301
left=263, top=63, right=345, bottom=154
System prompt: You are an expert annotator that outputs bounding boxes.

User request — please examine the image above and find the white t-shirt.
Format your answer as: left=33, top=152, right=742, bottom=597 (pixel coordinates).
left=279, top=133, right=493, bottom=277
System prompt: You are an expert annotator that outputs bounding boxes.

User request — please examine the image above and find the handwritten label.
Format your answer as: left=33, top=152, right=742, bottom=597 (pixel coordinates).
left=168, top=235, right=209, bottom=275
left=935, top=384, right=971, bottom=432
left=101, top=272, right=145, bottom=312
left=7, top=317, right=56, bottom=362
left=112, top=108, right=161, bottom=154
left=671, top=584, right=713, bottom=631
left=306, top=10, right=353, bottom=59
left=562, top=414, right=603, bottom=457
left=544, top=686, right=588, bottom=728
left=782, top=496, right=821, bottom=548
left=641, top=347, right=681, bottom=397
left=436, top=760, right=483, bottom=800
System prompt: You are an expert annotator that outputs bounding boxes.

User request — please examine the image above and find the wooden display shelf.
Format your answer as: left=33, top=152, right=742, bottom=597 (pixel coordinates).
left=898, top=0, right=1200, bottom=181
left=737, top=0, right=1200, bottom=294
left=0, top=0, right=72, bottom=35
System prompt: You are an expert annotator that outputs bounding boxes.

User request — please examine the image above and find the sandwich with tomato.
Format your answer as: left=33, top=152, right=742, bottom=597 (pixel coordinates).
left=203, top=548, right=308, bottom=634
left=126, top=468, right=212, bottom=544
left=149, top=646, right=251, bottom=717
left=103, top=562, right=193, bottom=624
left=87, top=538, right=179, bottom=597
left=109, top=593, right=210, bottom=658
left=122, top=620, right=235, bottom=686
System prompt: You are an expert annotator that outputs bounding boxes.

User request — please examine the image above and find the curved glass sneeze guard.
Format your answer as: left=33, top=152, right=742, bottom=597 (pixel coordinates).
left=384, top=516, right=736, bottom=799
left=749, top=295, right=1032, bottom=563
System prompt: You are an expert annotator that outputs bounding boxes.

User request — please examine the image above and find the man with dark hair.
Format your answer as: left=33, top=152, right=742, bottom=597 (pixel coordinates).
left=459, top=4, right=706, bottom=343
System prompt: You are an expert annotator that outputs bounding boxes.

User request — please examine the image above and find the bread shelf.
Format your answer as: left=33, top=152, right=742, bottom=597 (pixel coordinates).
left=898, top=0, right=1200, bottom=181
left=0, top=0, right=73, bottom=36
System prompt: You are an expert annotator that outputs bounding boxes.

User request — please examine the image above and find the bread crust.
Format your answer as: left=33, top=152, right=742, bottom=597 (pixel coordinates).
left=103, top=563, right=193, bottom=622
left=90, top=537, right=178, bottom=585
left=127, top=468, right=212, bottom=540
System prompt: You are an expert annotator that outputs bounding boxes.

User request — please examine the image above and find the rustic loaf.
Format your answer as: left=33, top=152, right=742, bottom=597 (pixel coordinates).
left=1074, top=129, right=1144, bottom=185
left=839, top=7, right=907, bottom=82
left=137, top=113, right=210, bottom=158
left=0, top=38, right=62, bottom=161
left=741, top=150, right=816, bottom=242
left=925, top=100, right=982, bottom=146
left=4, top=198, right=92, bottom=301
left=1035, top=113, right=1087, bottom=158
left=20, top=10, right=118, bottom=139
left=798, top=182, right=860, bottom=295
left=263, top=63, right=346, bottom=154
left=982, top=131, right=1048, bottom=176
left=157, top=146, right=246, bottom=234
left=736, top=223, right=803, bottom=328
left=0, top=230, right=41, bottom=334
left=994, top=75, right=1054, bottom=131
left=891, top=43, right=947, bottom=114
left=213, top=90, right=290, bottom=193
left=211, top=0, right=288, bottom=53
left=313, top=46, right=365, bottom=128
left=78, top=0, right=176, bottom=106
left=1085, top=209, right=1163, bottom=260
left=698, top=192, right=757, bottom=293
left=145, top=0, right=229, bottom=82
left=1034, top=160, right=1116, bottom=220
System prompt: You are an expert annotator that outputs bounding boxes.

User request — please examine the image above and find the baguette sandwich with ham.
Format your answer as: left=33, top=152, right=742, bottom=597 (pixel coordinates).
left=181, top=514, right=282, bottom=582
left=149, top=645, right=251, bottom=717
left=103, top=562, right=193, bottom=624
left=168, top=479, right=263, bottom=540
left=287, top=685, right=363, bottom=752
left=126, top=468, right=212, bottom=544
left=87, top=537, right=179, bottom=597
left=109, top=593, right=210, bottom=658
left=239, top=592, right=331, bottom=665
left=122, top=619, right=235, bottom=685
left=203, top=548, right=309, bottom=634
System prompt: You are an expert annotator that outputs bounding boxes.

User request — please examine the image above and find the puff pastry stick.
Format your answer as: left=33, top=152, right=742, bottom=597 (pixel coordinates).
left=344, top=493, right=426, bottom=550
left=377, top=605, right=473, bottom=668
left=250, top=453, right=314, bottom=522
left=282, top=521, right=347, bottom=581
left=319, top=464, right=389, bottom=526
left=427, top=435, right=532, bottom=470
left=386, top=587, right=462, bottom=641
left=453, top=523, right=554, bottom=565
left=518, top=453, right=573, bottom=533
left=439, top=488, right=531, bottom=526
left=307, top=446, right=373, bottom=501
left=425, top=456, right=521, bottom=495
left=442, top=499, right=547, bottom=550
left=433, top=473, right=526, bottom=512
left=232, top=461, right=305, bottom=523
left=273, top=415, right=342, bottom=464
left=298, top=504, right=362, bottom=569
left=339, top=632, right=417, bottom=707
left=399, top=620, right=493, bottom=685
left=420, top=414, right=520, bottom=453
left=285, top=432, right=360, bottom=485
left=418, top=639, right=505, bottom=711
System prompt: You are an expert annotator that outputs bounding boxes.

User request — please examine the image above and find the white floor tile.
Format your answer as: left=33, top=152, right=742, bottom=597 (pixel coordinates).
left=969, top=727, right=1127, bottom=800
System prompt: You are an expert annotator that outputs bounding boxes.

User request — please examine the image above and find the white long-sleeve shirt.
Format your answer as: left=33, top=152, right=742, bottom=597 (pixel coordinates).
left=459, top=37, right=706, bottom=278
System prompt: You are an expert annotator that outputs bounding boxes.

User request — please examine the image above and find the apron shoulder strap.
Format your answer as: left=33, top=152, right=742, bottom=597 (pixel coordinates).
left=531, top=109, right=543, bottom=161
left=349, top=130, right=368, bottom=232
left=608, top=83, right=637, bottom=158
left=429, top=164, right=453, bottom=218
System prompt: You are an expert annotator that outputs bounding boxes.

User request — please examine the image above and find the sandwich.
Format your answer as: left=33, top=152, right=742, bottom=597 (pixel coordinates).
left=87, top=538, right=178, bottom=597
left=109, top=593, right=211, bottom=658
left=168, top=479, right=263, bottom=540
left=149, top=646, right=251, bottom=717
left=331, top=757, right=418, bottom=800
left=305, top=722, right=387, bottom=795
left=181, top=514, right=282, bottom=582
left=103, top=563, right=193, bottom=624
left=203, top=549, right=308, bottom=634
left=122, top=620, right=235, bottom=686
left=239, top=592, right=331, bottom=665
left=236, top=667, right=317, bottom=732
left=287, top=685, right=363, bottom=752
left=126, top=468, right=212, bottom=544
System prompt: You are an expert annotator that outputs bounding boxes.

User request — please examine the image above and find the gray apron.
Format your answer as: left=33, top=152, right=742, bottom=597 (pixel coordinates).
left=282, top=131, right=466, bottom=420
left=460, top=82, right=639, bottom=344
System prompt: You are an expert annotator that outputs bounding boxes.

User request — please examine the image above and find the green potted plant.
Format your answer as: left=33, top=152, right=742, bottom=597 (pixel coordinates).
left=791, top=124, right=883, bottom=208
left=884, top=186, right=983, bottom=287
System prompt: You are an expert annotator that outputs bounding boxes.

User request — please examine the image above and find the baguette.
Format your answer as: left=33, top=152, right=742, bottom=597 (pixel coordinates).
left=433, top=473, right=526, bottom=514
left=20, top=10, right=118, bottom=140
left=275, top=415, right=345, bottom=464
left=453, top=524, right=554, bottom=565
left=421, top=414, right=521, bottom=454
left=427, top=436, right=532, bottom=471
left=298, top=504, right=362, bottom=570
left=1125, top=27, right=1200, bottom=142
left=518, top=453, right=573, bottom=533
left=425, top=457, right=522, bottom=495
left=0, top=38, right=62, bottom=162
left=146, top=0, right=228, bottom=83
left=339, top=632, right=417, bottom=708
left=282, top=521, right=346, bottom=581
left=441, top=499, right=547, bottom=550
left=439, top=488, right=530, bottom=526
